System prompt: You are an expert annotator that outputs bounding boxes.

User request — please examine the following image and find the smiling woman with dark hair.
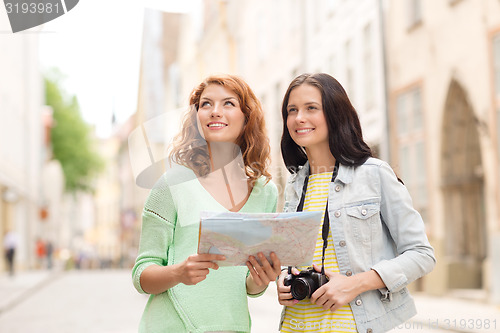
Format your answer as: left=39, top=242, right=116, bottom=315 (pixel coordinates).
left=132, top=74, right=281, bottom=333
left=277, top=73, right=436, bottom=333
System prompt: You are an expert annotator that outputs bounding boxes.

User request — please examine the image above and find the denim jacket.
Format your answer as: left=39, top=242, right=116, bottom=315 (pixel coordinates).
left=282, top=158, right=436, bottom=333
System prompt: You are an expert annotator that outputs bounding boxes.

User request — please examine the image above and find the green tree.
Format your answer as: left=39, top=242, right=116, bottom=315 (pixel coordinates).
left=45, top=70, right=105, bottom=193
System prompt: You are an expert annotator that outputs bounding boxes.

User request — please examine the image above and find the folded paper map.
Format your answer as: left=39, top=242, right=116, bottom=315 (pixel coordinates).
left=198, top=211, right=322, bottom=266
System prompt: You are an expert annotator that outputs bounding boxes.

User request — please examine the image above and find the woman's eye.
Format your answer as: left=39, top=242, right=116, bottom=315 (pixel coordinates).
left=287, top=108, right=297, bottom=113
left=224, top=101, right=235, bottom=106
left=307, top=106, right=317, bottom=110
left=200, top=101, right=211, bottom=108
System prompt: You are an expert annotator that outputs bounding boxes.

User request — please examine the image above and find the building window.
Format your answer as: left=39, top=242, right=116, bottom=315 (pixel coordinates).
left=290, top=0, right=299, bottom=31
left=326, top=0, right=336, bottom=16
left=329, top=54, right=336, bottom=76
left=257, top=12, right=268, bottom=61
left=345, top=39, right=355, bottom=103
left=407, top=0, right=422, bottom=29
left=274, top=82, right=283, bottom=142
left=363, top=23, right=375, bottom=109
left=493, top=33, right=500, bottom=159
left=237, top=40, right=246, bottom=73
left=395, top=86, right=427, bottom=221
left=168, top=64, right=181, bottom=108
left=493, top=34, right=500, bottom=97
left=497, top=107, right=500, bottom=160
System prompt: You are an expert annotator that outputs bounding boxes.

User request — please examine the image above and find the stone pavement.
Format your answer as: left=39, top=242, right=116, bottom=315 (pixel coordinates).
left=251, top=286, right=500, bottom=333
left=405, top=292, right=500, bottom=333
left=0, top=269, right=145, bottom=333
left=0, top=269, right=59, bottom=316
left=1, top=270, right=499, bottom=332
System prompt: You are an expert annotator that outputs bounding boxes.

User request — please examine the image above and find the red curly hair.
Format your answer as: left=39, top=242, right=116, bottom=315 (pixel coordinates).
left=169, top=74, right=271, bottom=183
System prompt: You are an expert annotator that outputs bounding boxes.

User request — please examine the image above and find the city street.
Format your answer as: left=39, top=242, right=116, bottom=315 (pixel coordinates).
left=0, top=270, right=498, bottom=333
left=0, top=270, right=145, bottom=333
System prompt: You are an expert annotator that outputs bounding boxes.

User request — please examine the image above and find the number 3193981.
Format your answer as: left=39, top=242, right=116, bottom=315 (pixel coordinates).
left=5, top=2, right=61, bottom=14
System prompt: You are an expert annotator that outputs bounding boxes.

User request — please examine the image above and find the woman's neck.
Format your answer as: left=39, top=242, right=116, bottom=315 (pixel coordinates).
left=207, top=142, right=241, bottom=171
left=202, top=141, right=250, bottom=212
left=305, top=146, right=336, bottom=174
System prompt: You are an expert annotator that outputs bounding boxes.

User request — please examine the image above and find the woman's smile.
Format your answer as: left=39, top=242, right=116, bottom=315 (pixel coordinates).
left=295, top=128, right=315, bottom=134
left=207, top=121, right=228, bottom=129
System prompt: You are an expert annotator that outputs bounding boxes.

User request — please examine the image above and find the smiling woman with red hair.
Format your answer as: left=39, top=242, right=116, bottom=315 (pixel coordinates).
left=132, top=74, right=281, bottom=333
left=171, top=74, right=272, bottom=183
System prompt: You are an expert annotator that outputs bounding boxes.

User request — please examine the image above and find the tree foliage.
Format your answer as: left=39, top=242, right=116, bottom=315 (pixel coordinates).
left=45, top=70, right=105, bottom=193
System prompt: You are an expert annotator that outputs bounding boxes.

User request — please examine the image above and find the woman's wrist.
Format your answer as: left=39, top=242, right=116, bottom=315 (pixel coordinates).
left=352, top=269, right=386, bottom=295
left=168, top=263, right=182, bottom=286
left=246, top=274, right=266, bottom=295
left=141, top=263, right=183, bottom=294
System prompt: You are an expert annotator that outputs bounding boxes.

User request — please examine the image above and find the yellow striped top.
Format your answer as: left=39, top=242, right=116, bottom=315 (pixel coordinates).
left=281, top=172, right=357, bottom=333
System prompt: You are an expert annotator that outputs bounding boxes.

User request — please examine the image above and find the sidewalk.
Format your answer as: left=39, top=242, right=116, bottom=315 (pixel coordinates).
left=0, top=269, right=59, bottom=315
left=405, top=292, right=500, bottom=333
left=250, top=285, right=500, bottom=333
left=1, top=271, right=499, bottom=332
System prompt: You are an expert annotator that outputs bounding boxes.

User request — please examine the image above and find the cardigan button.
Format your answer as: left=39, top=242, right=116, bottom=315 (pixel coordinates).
left=339, top=240, right=346, bottom=247
left=334, top=211, right=341, bottom=218
left=355, top=299, right=362, bottom=306
left=361, top=209, right=367, bottom=216
left=366, top=329, right=373, bottom=333
left=335, top=185, right=342, bottom=192
left=346, top=270, right=352, bottom=276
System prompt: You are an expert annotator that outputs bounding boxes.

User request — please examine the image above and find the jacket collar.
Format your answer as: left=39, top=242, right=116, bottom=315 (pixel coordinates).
left=291, top=160, right=354, bottom=196
left=337, top=162, right=354, bottom=184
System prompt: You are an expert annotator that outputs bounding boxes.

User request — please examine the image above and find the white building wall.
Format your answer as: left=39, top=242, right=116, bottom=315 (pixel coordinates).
left=167, top=0, right=388, bottom=208
left=305, top=0, right=388, bottom=158
left=386, top=0, right=500, bottom=298
left=0, top=11, right=44, bottom=270
left=225, top=0, right=388, bottom=205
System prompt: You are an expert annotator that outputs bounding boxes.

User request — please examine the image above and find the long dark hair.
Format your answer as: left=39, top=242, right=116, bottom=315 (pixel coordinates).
left=281, top=73, right=372, bottom=173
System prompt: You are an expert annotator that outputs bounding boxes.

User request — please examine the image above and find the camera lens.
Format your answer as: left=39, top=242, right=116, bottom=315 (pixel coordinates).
left=291, top=278, right=311, bottom=300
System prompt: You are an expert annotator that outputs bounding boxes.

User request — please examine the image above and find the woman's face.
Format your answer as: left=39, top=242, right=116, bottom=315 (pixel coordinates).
left=197, top=84, right=246, bottom=144
left=286, top=84, right=330, bottom=153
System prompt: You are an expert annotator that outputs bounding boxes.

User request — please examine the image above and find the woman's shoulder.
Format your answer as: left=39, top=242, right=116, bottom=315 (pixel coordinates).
left=356, top=157, right=401, bottom=184
left=256, top=176, right=278, bottom=192
left=252, top=177, right=278, bottom=201
left=148, top=164, right=195, bottom=190
left=285, top=162, right=309, bottom=184
left=353, top=157, right=392, bottom=174
left=146, top=165, right=195, bottom=202
left=361, top=157, right=386, bottom=168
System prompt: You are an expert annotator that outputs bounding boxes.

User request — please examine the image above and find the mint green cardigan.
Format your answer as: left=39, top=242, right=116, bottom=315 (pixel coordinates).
left=132, top=166, right=278, bottom=333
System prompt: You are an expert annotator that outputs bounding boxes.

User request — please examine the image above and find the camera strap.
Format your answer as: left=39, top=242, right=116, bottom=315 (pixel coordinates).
left=294, top=161, right=339, bottom=275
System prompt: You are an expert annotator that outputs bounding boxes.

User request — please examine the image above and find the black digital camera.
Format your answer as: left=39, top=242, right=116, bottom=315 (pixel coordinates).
left=283, top=268, right=329, bottom=300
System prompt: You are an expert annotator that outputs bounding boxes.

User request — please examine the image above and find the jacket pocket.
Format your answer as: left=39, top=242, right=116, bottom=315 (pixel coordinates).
left=345, top=202, right=380, bottom=244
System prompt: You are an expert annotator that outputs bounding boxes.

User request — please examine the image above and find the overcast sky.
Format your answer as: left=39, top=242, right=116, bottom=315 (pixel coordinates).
left=39, top=0, right=199, bottom=137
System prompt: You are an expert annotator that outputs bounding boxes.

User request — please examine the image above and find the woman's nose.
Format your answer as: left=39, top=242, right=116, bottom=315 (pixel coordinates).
left=210, top=103, right=222, bottom=117
left=295, top=110, right=306, bottom=122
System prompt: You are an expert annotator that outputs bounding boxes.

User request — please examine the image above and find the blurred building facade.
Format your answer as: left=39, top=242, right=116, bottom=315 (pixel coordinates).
left=39, top=106, right=65, bottom=266
left=227, top=0, right=390, bottom=207
left=0, top=12, right=45, bottom=271
left=170, top=0, right=389, bottom=209
left=128, top=0, right=500, bottom=303
left=91, top=137, right=121, bottom=268
left=0, top=14, right=95, bottom=273
left=115, top=115, right=149, bottom=268
left=386, top=0, right=500, bottom=303
left=120, top=10, right=186, bottom=267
